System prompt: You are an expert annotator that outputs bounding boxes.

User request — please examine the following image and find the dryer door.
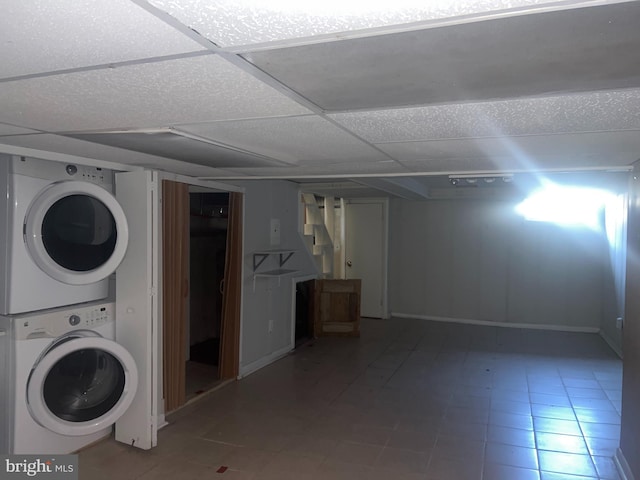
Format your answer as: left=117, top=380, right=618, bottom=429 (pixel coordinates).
left=24, top=180, right=129, bottom=285
left=26, top=331, right=138, bottom=436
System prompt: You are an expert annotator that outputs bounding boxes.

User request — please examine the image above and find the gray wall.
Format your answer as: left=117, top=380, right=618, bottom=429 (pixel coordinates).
left=389, top=197, right=617, bottom=331
left=234, top=180, right=317, bottom=375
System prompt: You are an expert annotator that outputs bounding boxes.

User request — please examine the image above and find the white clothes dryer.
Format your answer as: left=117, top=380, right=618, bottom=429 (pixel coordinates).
left=0, top=154, right=129, bottom=314
left=0, top=301, right=138, bottom=454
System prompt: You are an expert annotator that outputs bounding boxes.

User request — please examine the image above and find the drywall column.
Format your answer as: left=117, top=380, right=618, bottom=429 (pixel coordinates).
left=619, top=170, right=640, bottom=478
left=233, top=180, right=316, bottom=377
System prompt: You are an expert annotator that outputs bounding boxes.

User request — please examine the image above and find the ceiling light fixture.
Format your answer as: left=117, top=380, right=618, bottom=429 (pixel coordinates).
left=72, top=127, right=293, bottom=166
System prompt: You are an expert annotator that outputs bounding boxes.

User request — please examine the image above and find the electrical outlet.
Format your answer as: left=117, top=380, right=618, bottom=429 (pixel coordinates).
left=616, top=317, right=623, bottom=330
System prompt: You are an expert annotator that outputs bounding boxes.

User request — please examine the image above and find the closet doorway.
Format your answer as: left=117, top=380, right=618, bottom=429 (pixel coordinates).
left=186, top=189, right=228, bottom=400
left=163, top=181, right=242, bottom=413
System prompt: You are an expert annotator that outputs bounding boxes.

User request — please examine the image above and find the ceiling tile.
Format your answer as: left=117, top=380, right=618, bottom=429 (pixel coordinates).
left=331, top=89, right=640, bottom=143
left=392, top=131, right=640, bottom=172
left=246, top=3, right=640, bottom=110
left=149, top=0, right=601, bottom=48
left=179, top=115, right=390, bottom=165
left=0, top=0, right=205, bottom=80
left=378, top=131, right=640, bottom=160
left=0, top=55, right=311, bottom=132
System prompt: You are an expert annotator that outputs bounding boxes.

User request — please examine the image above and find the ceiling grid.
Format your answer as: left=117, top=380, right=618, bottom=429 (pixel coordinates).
left=0, top=0, right=638, bottom=191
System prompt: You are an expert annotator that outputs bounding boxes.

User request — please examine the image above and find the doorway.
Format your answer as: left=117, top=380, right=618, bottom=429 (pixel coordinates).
left=162, top=180, right=243, bottom=414
left=344, top=199, right=388, bottom=318
left=186, top=190, right=229, bottom=401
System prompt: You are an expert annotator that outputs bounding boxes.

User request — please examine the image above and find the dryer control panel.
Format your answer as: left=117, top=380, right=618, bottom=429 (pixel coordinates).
left=9, top=155, right=114, bottom=188
left=14, top=302, right=114, bottom=340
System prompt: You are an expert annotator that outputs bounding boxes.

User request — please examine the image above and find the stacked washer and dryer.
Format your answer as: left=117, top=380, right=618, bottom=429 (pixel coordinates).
left=0, top=155, right=137, bottom=454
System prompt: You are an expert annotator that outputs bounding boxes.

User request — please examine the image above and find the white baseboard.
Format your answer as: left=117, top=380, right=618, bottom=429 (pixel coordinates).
left=599, top=329, right=623, bottom=358
left=238, top=344, right=293, bottom=379
left=615, top=448, right=635, bottom=480
left=391, top=312, right=600, bottom=333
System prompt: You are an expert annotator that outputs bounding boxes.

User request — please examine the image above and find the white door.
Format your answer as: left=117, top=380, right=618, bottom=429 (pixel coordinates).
left=115, top=171, right=160, bottom=450
left=344, top=200, right=387, bottom=319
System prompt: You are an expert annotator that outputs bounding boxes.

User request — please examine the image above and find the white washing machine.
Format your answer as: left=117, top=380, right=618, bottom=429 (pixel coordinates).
left=0, top=300, right=138, bottom=454
left=0, top=154, right=129, bottom=314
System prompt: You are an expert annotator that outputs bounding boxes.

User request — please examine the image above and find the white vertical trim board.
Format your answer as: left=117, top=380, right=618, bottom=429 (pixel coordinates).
left=237, top=196, right=246, bottom=380
left=615, top=448, right=635, bottom=480
left=150, top=172, right=161, bottom=437
left=115, top=170, right=158, bottom=450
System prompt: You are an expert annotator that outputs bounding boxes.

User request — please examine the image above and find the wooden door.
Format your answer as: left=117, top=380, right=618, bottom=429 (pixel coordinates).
left=313, top=279, right=361, bottom=337
left=218, top=192, right=243, bottom=380
left=162, top=180, right=189, bottom=412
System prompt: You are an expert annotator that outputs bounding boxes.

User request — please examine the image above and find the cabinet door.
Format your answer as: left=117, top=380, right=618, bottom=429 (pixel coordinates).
left=313, top=279, right=361, bottom=337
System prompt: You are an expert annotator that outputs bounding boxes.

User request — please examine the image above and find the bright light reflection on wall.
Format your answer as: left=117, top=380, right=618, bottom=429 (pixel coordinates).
left=515, top=183, right=615, bottom=229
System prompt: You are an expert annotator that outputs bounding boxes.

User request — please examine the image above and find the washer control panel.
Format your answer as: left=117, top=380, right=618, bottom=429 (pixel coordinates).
left=14, top=302, right=114, bottom=340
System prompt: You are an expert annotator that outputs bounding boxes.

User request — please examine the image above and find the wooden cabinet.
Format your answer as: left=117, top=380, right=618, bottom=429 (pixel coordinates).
left=313, top=279, right=361, bottom=337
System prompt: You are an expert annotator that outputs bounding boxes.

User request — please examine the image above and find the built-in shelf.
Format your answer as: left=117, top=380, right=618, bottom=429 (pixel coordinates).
left=253, top=249, right=296, bottom=270
left=252, top=250, right=297, bottom=290
left=253, top=268, right=298, bottom=278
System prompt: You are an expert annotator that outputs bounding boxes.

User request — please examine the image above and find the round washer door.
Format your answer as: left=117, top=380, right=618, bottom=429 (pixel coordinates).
left=24, top=180, right=129, bottom=285
left=26, top=332, right=138, bottom=436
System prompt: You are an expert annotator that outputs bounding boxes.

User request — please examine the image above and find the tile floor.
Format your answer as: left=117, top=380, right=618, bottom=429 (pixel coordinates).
left=185, top=361, right=221, bottom=402
left=79, top=318, right=623, bottom=479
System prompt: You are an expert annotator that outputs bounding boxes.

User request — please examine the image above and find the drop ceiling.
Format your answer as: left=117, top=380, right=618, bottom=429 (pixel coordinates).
left=0, top=0, right=639, bottom=197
